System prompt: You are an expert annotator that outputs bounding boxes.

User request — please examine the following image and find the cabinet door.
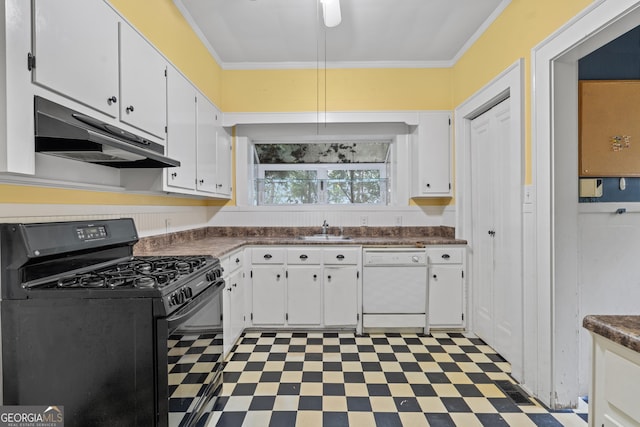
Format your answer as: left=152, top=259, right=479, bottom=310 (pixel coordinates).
left=119, top=23, right=167, bottom=139
left=252, top=265, right=285, bottom=325
left=165, top=67, right=196, bottom=190
left=215, top=128, right=232, bottom=198
left=229, top=269, right=244, bottom=347
left=412, top=112, right=452, bottom=197
left=324, top=266, right=358, bottom=326
left=196, top=96, right=218, bottom=193
left=32, top=0, right=119, bottom=117
left=429, top=265, right=464, bottom=327
left=287, top=266, right=322, bottom=325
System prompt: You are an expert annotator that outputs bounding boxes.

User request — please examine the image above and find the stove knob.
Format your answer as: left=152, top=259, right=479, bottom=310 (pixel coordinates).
left=170, top=294, right=178, bottom=306
left=206, top=272, right=215, bottom=282
left=184, top=287, right=193, bottom=298
left=176, top=292, right=184, bottom=304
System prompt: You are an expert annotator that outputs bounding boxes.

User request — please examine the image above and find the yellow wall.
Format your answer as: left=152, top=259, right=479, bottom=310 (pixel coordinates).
left=107, top=0, right=223, bottom=107
left=1, top=0, right=594, bottom=208
left=222, top=68, right=453, bottom=112
left=452, top=0, right=591, bottom=184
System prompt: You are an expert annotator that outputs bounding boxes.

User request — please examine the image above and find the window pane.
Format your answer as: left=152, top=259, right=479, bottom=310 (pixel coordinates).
left=326, top=169, right=386, bottom=204
left=257, top=170, right=318, bottom=205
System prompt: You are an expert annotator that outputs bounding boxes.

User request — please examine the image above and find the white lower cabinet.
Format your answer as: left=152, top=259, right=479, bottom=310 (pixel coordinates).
left=590, top=333, right=640, bottom=427
left=249, top=246, right=361, bottom=330
left=222, top=250, right=245, bottom=357
left=251, top=264, right=286, bottom=326
left=427, top=247, right=466, bottom=329
left=324, top=265, right=359, bottom=327
left=287, top=266, right=322, bottom=325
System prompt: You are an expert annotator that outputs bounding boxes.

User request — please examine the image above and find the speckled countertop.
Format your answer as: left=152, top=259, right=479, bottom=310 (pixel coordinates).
left=134, top=226, right=467, bottom=258
left=583, top=315, right=640, bottom=353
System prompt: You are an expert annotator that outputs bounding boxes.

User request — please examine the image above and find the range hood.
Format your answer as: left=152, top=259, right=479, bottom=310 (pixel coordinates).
left=34, top=96, right=180, bottom=168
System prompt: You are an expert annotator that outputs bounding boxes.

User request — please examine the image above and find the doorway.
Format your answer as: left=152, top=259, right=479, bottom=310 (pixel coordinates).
left=532, top=0, right=640, bottom=408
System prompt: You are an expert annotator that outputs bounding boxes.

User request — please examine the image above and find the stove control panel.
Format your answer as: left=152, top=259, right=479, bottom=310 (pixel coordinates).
left=168, top=286, right=193, bottom=307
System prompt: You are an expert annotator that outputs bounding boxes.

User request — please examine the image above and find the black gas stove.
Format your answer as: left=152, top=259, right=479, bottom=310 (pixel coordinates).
left=1, top=218, right=223, bottom=316
left=0, top=219, right=225, bottom=427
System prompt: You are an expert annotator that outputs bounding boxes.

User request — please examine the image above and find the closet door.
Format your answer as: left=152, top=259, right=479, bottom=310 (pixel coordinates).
left=471, top=98, right=515, bottom=363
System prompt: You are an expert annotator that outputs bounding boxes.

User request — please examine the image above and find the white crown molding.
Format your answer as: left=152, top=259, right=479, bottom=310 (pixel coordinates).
left=222, top=110, right=428, bottom=127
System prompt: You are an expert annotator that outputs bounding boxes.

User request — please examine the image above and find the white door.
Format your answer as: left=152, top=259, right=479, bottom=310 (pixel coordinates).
left=287, top=266, right=322, bottom=325
left=471, top=98, right=515, bottom=362
left=196, top=96, right=218, bottom=193
left=252, top=265, right=286, bottom=325
left=119, top=23, right=167, bottom=138
left=324, top=266, right=358, bottom=326
left=32, top=0, right=119, bottom=117
left=166, top=67, right=196, bottom=190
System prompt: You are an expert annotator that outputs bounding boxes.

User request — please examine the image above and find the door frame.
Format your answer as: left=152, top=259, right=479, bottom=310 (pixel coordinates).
left=455, top=59, right=524, bottom=381
left=532, top=0, right=640, bottom=408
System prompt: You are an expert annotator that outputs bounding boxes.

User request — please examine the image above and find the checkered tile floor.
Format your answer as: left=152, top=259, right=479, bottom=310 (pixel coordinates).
left=168, top=332, right=224, bottom=427
left=204, top=331, right=588, bottom=427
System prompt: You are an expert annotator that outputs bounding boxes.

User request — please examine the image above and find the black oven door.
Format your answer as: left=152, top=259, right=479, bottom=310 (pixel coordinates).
left=157, top=280, right=224, bottom=427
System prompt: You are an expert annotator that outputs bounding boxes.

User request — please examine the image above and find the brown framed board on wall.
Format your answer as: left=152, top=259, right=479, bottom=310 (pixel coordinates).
left=579, top=80, right=640, bottom=177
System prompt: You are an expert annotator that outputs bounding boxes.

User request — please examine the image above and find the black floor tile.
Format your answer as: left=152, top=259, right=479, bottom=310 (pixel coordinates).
left=248, top=395, right=275, bottom=410
left=268, top=411, right=296, bottom=427
left=323, top=412, right=348, bottom=427
left=374, top=412, right=404, bottom=427
left=346, top=396, right=372, bottom=412
left=441, top=396, right=472, bottom=413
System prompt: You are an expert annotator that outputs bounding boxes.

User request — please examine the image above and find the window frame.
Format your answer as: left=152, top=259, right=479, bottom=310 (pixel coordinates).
left=256, top=162, right=388, bottom=206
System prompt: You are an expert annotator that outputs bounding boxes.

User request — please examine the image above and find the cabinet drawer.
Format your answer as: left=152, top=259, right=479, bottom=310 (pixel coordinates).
left=251, top=248, right=285, bottom=264
left=427, top=248, right=464, bottom=264
left=323, top=248, right=359, bottom=265
left=222, top=251, right=244, bottom=275
left=287, top=248, right=322, bottom=264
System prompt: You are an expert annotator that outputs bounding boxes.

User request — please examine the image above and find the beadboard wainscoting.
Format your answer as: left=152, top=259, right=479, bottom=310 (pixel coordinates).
left=0, top=204, right=455, bottom=237
left=0, top=204, right=217, bottom=237
left=205, top=205, right=457, bottom=229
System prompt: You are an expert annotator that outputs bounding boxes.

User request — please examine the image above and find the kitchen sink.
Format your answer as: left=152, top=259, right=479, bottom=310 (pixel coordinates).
left=298, top=234, right=352, bottom=241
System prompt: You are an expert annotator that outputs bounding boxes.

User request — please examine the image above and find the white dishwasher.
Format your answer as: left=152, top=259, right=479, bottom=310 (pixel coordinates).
left=362, top=248, right=428, bottom=333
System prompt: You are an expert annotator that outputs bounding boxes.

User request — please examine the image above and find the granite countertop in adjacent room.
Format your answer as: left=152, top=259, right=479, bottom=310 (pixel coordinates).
left=583, top=315, right=640, bottom=354
left=134, top=226, right=467, bottom=258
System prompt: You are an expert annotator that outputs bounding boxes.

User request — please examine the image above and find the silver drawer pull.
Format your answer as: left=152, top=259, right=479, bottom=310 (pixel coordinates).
left=336, top=254, right=345, bottom=260
left=300, top=254, right=308, bottom=260
left=441, top=254, right=450, bottom=259
left=264, top=254, right=272, bottom=259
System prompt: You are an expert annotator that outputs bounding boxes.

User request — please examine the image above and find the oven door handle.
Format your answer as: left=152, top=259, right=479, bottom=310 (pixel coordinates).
left=166, top=280, right=225, bottom=332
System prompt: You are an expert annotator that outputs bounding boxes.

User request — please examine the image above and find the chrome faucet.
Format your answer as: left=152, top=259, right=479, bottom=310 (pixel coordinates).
left=321, top=220, right=329, bottom=235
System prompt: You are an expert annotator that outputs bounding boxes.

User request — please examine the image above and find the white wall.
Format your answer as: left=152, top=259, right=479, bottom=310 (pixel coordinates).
left=577, top=205, right=640, bottom=395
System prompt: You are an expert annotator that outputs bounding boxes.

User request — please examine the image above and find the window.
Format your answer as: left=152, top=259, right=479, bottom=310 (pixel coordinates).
left=253, top=142, right=390, bottom=206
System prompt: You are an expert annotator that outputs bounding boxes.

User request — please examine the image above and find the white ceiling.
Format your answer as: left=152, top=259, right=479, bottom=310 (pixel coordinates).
left=174, top=0, right=510, bottom=70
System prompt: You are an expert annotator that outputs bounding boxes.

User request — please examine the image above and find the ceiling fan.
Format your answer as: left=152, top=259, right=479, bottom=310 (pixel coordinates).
left=320, top=0, right=341, bottom=27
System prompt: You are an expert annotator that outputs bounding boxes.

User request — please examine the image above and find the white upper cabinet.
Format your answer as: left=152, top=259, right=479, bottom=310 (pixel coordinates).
left=215, top=127, right=232, bottom=197
left=31, top=1, right=167, bottom=141
left=32, top=0, right=119, bottom=118
left=118, top=23, right=167, bottom=139
left=166, top=66, right=197, bottom=190
left=196, top=96, right=218, bottom=194
left=411, top=112, right=452, bottom=197
left=163, top=66, right=231, bottom=199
